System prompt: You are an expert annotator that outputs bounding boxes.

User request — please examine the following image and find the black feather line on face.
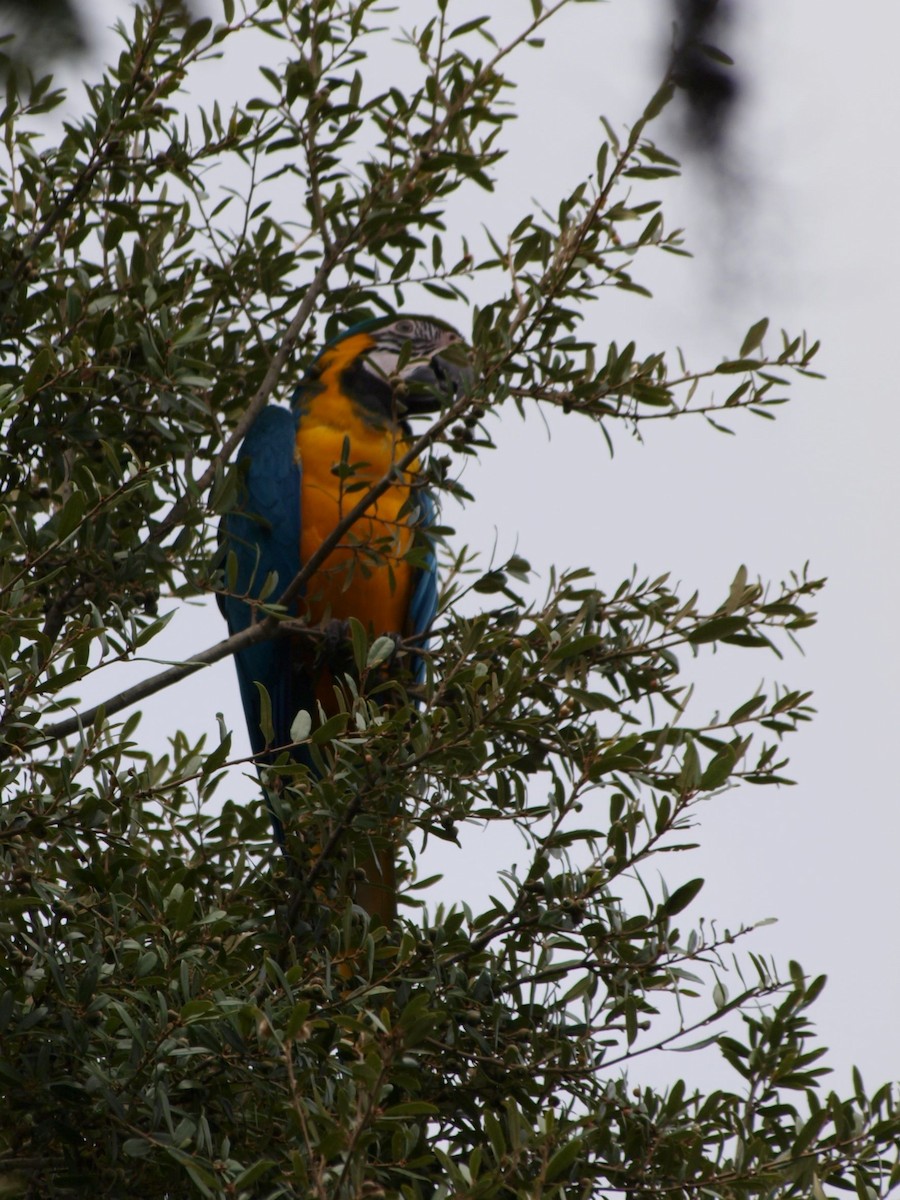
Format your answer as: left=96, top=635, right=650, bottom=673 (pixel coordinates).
left=340, top=354, right=399, bottom=428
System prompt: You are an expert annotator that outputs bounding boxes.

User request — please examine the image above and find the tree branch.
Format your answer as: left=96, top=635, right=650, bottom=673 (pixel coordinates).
left=31, top=621, right=275, bottom=747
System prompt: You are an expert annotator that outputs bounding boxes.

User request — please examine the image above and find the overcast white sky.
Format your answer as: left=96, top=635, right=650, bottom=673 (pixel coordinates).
left=65, top=1, right=900, bottom=1092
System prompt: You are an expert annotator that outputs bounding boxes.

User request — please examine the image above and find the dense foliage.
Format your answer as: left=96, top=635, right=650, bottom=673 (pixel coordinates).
left=0, top=2, right=896, bottom=1197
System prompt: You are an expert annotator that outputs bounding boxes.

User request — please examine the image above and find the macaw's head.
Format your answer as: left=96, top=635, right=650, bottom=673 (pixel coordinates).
left=302, top=314, right=473, bottom=429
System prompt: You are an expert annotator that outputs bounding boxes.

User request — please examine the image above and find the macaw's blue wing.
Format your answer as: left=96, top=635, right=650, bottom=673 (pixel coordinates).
left=218, top=403, right=438, bottom=856
left=217, top=405, right=314, bottom=843
left=408, top=487, right=439, bottom=686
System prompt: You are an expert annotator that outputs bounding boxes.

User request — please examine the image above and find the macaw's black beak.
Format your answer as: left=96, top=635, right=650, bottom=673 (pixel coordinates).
left=399, top=344, right=475, bottom=416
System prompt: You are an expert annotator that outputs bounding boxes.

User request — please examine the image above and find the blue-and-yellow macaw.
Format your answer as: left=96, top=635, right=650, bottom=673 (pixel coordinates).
left=218, top=315, right=467, bottom=923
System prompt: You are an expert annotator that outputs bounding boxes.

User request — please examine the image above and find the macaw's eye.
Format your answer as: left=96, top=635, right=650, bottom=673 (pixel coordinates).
left=394, top=319, right=415, bottom=337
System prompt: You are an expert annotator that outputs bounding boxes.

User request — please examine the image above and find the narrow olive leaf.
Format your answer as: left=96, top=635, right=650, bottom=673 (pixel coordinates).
left=662, top=877, right=704, bottom=916
left=449, top=16, right=490, bottom=39
left=383, top=1101, right=441, bottom=1117
left=722, top=563, right=749, bottom=613
left=473, top=569, right=507, bottom=594
left=166, top=1149, right=218, bottom=1193
left=678, top=739, right=702, bottom=791
left=122, top=1139, right=152, bottom=1158
left=740, top=317, right=769, bottom=357
left=173, top=888, right=195, bottom=931
left=549, top=634, right=604, bottom=662
left=22, top=346, right=53, bottom=396
left=546, top=1138, right=584, bottom=1183
left=232, top=1161, right=278, bottom=1190
left=729, top=695, right=767, bottom=724
left=687, top=615, right=747, bottom=644
left=805, top=973, right=827, bottom=1004
left=700, top=42, right=735, bottom=66
left=225, top=548, right=239, bottom=590
left=483, top=1108, right=506, bottom=1159
left=285, top=1002, right=311, bottom=1041
left=643, top=81, right=675, bottom=121
left=181, top=17, right=213, bottom=54
left=348, top=616, right=368, bottom=672
left=311, top=712, right=348, bottom=744
left=596, top=140, right=609, bottom=187
left=201, top=732, right=232, bottom=775
left=56, top=491, right=86, bottom=542
left=700, top=745, right=736, bottom=790
left=180, top=999, right=216, bottom=1023
left=258, top=570, right=279, bottom=602
left=715, top=358, right=763, bottom=374
left=254, top=683, right=275, bottom=746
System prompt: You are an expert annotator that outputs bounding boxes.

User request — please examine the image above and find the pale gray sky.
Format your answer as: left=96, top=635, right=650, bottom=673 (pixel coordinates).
left=64, top=1, right=900, bottom=1089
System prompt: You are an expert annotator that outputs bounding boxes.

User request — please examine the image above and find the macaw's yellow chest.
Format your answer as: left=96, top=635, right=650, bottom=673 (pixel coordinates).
left=294, top=392, right=416, bottom=636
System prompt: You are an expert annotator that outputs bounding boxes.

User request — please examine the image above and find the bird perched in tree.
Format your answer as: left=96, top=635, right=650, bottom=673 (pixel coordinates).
left=218, top=315, right=468, bottom=924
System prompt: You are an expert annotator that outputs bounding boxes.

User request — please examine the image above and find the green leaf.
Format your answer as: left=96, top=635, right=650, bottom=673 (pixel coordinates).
left=473, top=569, right=507, bottom=594
left=662, top=878, right=704, bottom=916
left=232, top=1161, right=277, bottom=1189
left=383, top=1101, right=440, bottom=1116
left=22, top=347, right=53, bottom=397
left=55, top=491, right=86, bottom=542
left=740, top=316, right=769, bottom=356
left=201, top=732, right=232, bottom=775
left=254, top=683, right=275, bottom=746
left=701, top=42, right=735, bottom=66
left=729, top=696, right=766, bottom=724
left=311, top=712, right=348, bottom=743
left=285, top=1002, right=311, bottom=1040
left=367, top=635, right=396, bottom=668
left=449, top=17, right=490, bottom=39
left=546, top=1137, right=583, bottom=1182
left=348, top=616, right=368, bottom=672
left=122, top=1138, right=152, bottom=1158
left=549, top=634, right=604, bottom=662
left=289, top=709, right=312, bottom=743
left=701, top=745, right=736, bottom=790
left=181, top=17, right=213, bottom=55
left=687, top=616, right=747, bottom=644
left=678, top=738, right=702, bottom=790
left=715, top=358, right=763, bottom=374
left=180, top=999, right=216, bottom=1023
left=643, top=82, right=674, bottom=121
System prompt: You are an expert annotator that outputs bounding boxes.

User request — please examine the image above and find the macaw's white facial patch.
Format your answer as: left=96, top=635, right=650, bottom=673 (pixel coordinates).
left=364, top=345, right=422, bottom=381
left=364, top=320, right=464, bottom=383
